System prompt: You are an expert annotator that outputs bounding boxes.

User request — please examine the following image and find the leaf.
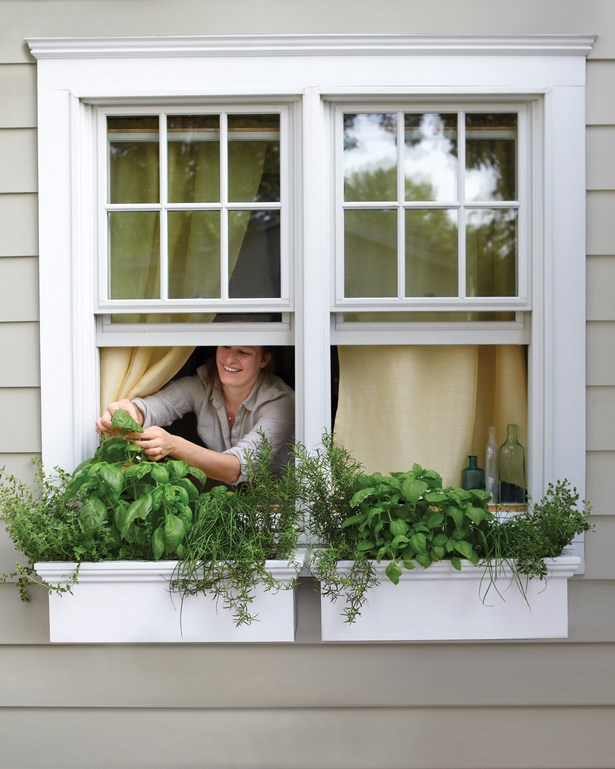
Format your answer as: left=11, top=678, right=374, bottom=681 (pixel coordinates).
left=115, top=494, right=153, bottom=540
left=453, top=540, right=479, bottom=564
left=349, top=487, right=376, bottom=508
left=111, top=409, right=144, bottom=434
left=150, top=464, right=170, bottom=485
left=426, top=511, right=445, bottom=529
left=79, top=496, right=107, bottom=537
left=99, top=464, right=124, bottom=499
left=389, top=519, right=409, bottom=537
left=400, top=478, right=428, bottom=506
left=341, top=513, right=367, bottom=529
left=165, top=459, right=190, bottom=481
left=465, top=505, right=490, bottom=525
left=447, top=505, right=464, bottom=529
left=163, top=513, right=186, bottom=552
left=152, top=527, right=165, bottom=560
left=385, top=561, right=402, bottom=585
left=450, top=556, right=462, bottom=571
left=409, top=532, right=427, bottom=553
left=356, top=539, right=376, bottom=552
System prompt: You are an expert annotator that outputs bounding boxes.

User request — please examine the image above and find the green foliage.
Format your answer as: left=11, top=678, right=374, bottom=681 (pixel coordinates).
left=171, top=434, right=304, bottom=626
left=483, top=480, right=593, bottom=580
left=0, top=460, right=113, bottom=599
left=0, top=410, right=207, bottom=598
left=296, top=433, right=592, bottom=624
left=66, top=415, right=207, bottom=562
left=342, top=465, right=493, bottom=573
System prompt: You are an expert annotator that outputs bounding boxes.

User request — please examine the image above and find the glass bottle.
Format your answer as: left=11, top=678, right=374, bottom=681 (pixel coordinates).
left=485, top=426, right=499, bottom=503
left=461, top=455, right=484, bottom=491
left=498, top=423, right=526, bottom=503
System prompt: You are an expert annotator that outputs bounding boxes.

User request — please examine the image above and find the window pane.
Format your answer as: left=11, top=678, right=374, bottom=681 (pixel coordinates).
left=108, top=313, right=283, bottom=324
left=108, top=116, right=159, bottom=204
left=228, top=210, right=281, bottom=298
left=228, top=115, right=280, bottom=203
left=405, top=209, right=458, bottom=297
left=167, top=115, right=220, bottom=203
left=466, top=208, right=517, bottom=297
left=404, top=113, right=457, bottom=202
left=465, top=114, right=517, bottom=202
left=344, top=113, right=397, bottom=202
left=168, top=211, right=220, bottom=299
left=344, top=209, right=397, bottom=297
left=108, top=211, right=160, bottom=299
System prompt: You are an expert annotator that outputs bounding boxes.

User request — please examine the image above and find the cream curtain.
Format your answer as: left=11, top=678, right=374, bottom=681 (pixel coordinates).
left=100, top=133, right=267, bottom=410
left=334, top=345, right=527, bottom=487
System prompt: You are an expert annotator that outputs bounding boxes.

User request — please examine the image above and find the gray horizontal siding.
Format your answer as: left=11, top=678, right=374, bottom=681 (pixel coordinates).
left=1, top=704, right=615, bottom=769
left=587, top=192, right=615, bottom=255
left=587, top=125, right=615, bottom=190
left=0, top=194, right=38, bottom=256
left=1, top=640, right=614, bottom=707
left=0, top=323, right=39, bottom=386
left=0, top=64, right=36, bottom=127
left=0, top=388, right=40, bottom=452
left=0, top=257, right=39, bottom=322
left=0, top=129, right=37, bottom=193
left=587, top=451, right=615, bottom=514
left=587, top=60, right=615, bottom=125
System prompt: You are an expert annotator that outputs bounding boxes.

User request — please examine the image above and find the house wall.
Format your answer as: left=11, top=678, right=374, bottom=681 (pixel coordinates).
left=1, top=2, right=615, bottom=767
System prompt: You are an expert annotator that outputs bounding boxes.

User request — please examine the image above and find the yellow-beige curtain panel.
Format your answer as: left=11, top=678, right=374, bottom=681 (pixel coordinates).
left=334, top=345, right=527, bottom=487
left=100, top=139, right=266, bottom=410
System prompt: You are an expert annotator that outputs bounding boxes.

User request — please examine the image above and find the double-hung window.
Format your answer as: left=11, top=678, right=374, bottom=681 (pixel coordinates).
left=30, top=35, right=591, bottom=563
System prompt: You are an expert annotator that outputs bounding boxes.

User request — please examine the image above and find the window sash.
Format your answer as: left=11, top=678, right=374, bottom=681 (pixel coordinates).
left=96, top=104, right=293, bottom=314
left=334, top=103, right=529, bottom=311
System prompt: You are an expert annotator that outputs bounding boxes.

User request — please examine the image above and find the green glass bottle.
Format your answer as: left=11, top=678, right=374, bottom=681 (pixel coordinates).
left=461, top=455, right=484, bottom=491
left=498, top=424, right=527, bottom=503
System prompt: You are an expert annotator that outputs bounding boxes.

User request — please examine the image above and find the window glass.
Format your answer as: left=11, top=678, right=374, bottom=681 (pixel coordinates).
left=405, top=208, right=458, bottom=297
left=465, top=113, right=517, bottom=202
left=168, top=115, right=220, bottom=203
left=404, top=113, right=457, bottom=202
left=344, top=209, right=397, bottom=297
left=343, top=113, right=397, bottom=202
left=466, top=208, right=517, bottom=297
left=108, top=116, right=159, bottom=204
left=108, top=211, right=160, bottom=299
left=168, top=210, right=221, bottom=299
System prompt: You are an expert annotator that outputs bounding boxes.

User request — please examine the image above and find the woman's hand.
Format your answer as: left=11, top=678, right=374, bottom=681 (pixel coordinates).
left=96, top=399, right=144, bottom=434
left=126, top=426, right=176, bottom=462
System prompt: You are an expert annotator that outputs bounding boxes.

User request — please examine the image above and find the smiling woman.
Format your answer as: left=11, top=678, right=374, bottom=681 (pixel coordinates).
left=96, top=345, right=295, bottom=484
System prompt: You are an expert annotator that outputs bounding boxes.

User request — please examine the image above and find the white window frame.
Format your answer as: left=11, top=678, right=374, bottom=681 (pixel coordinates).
left=29, top=35, right=593, bottom=566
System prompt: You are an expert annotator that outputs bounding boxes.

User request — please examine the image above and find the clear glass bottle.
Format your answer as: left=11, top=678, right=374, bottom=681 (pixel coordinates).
left=498, top=423, right=526, bottom=503
left=461, top=455, right=484, bottom=491
left=485, top=426, right=499, bottom=503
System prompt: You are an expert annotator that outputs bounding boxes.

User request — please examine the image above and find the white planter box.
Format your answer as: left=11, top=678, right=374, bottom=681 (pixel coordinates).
left=35, top=556, right=303, bottom=643
left=320, top=555, right=581, bottom=641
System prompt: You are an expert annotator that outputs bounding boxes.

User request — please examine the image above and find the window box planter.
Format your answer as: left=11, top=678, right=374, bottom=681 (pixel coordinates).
left=35, top=555, right=304, bottom=643
left=319, top=554, right=581, bottom=642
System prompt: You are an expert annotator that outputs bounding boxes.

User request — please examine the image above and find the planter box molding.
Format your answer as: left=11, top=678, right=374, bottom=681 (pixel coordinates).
left=320, top=555, right=581, bottom=642
left=35, top=558, right=302, bottom=643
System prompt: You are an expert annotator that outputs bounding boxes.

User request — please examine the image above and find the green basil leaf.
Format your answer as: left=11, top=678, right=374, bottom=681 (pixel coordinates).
left=79, top=496, right=107, bottom=537
left=111, top=409, right=144, bottom=434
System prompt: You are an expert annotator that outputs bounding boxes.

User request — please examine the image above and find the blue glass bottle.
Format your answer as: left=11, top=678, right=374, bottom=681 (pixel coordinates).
left=462, top=455, right=485, bottom=491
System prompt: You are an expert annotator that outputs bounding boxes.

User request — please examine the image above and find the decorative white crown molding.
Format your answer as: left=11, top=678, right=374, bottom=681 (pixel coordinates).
left=27, top=33, right=596, bottom=60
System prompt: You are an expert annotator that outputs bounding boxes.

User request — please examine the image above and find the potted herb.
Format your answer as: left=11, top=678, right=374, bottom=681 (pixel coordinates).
left=0, top=412, right=304, bottom=642
left=296, top=434, right=591, bottom=641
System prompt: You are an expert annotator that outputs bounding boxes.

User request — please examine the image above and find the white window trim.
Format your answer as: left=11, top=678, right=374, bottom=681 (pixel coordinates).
left=29, top=35, right=593, bottom=569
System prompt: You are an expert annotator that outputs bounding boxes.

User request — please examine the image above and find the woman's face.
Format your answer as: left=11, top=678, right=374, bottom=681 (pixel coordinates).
left=216, top=346, right=271, bottom=391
